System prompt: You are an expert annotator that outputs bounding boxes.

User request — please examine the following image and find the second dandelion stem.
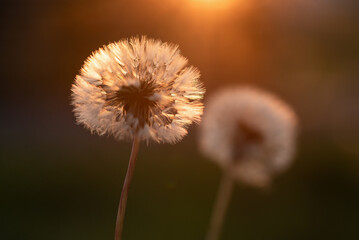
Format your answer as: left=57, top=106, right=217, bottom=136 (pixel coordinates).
left=115, top=136, right=141, bottom=240
left=206, top=171, right=234, bottom=240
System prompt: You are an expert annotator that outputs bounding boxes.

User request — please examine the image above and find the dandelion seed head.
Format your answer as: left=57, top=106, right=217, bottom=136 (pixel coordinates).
left=200, top=87, right=297, bottom=187
left=71, top=37, right=205, bottom=143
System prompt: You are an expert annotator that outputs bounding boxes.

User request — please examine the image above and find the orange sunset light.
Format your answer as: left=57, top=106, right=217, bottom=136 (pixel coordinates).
left=190, top=0, right=237, bottom=9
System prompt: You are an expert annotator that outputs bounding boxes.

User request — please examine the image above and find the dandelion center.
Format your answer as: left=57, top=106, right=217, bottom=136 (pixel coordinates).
left=106, top=80, right=162, bottom=127
left=232, top=122, right=264, bottom=161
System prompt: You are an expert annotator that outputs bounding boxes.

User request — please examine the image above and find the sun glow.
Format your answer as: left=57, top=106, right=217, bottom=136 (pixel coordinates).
left=191, top=0, right=236, bottom=9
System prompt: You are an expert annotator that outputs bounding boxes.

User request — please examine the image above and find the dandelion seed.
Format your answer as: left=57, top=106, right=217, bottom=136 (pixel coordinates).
left=71, top=37, right=204, bottom=240
left=200, top=86, right=297, bottom=240
left=72, top=36, right=204, bottom=144
left=200, top=87, right=297, bottom=187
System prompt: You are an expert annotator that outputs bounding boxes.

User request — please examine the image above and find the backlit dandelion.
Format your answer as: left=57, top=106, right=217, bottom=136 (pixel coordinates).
left=71, top=37, right=204, bottom=240
left=72, top=37, right=204, bottom=144
left=200, top=87, right=297, bottom=240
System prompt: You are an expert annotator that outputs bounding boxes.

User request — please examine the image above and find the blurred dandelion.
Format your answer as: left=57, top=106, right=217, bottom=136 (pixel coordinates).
left=200, top=87, right=297, bottom=240
left=71, top=36, right=204, bottom=240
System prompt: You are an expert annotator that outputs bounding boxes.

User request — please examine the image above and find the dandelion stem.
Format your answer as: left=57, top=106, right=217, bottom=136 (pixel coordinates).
left=206, top=171, right=234, bottom=240
left=115, top=136, right=141, bottom=240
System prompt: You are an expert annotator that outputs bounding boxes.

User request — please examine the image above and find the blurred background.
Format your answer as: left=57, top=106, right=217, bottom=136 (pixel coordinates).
left=1, top=0, right=359, bottom=239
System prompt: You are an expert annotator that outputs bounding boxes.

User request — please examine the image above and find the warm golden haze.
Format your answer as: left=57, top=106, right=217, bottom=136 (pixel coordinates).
left=191, top=0, right=236, bottom=8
